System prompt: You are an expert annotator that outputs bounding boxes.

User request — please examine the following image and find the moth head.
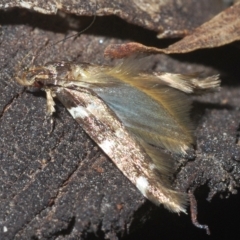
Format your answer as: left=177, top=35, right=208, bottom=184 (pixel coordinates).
left=15, top=66, right=53, bottom=88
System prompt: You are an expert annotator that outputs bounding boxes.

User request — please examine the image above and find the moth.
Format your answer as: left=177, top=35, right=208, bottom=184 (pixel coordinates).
left=16, top=55, right=220, bottom=213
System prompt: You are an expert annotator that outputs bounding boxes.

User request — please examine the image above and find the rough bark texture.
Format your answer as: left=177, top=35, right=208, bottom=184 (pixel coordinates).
left=0, top=0, right=226, bottom=37
left=0, top=1, right=240, bottom=240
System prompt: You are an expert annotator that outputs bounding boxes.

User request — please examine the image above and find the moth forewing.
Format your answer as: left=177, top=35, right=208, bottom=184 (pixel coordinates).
left=55, top=87, right=188, bottom=213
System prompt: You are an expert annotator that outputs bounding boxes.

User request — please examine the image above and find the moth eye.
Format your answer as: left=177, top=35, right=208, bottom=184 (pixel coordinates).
left=25, top=70, right=37, bottom=82
left=16, top=67, right=47, bottom=87
left=34, top=80, right=44, bottom=88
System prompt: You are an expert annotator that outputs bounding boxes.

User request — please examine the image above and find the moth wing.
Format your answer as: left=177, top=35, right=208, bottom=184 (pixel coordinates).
left=55, top=87, right=187, bottom=212
left=124, top=86, right=195, bottom=154
left=88, top=71, right=194, bottom=154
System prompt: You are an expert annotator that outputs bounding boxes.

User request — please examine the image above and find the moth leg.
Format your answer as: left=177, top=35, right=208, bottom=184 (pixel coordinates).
left=44, top=88, right=56, bottom=133
left=45, top=88, right=56, bottom=115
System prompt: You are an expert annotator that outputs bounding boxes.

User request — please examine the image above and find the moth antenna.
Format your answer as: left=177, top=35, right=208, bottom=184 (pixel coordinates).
left=49, top=11, right=96, bottom=48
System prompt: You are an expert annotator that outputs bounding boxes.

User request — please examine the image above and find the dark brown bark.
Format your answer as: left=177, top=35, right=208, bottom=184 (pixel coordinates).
left=0, top=1, right=240, bottom=239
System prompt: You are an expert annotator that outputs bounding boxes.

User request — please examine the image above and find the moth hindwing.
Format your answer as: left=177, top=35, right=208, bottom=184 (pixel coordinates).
left=16, top=58, right=220, bottom=213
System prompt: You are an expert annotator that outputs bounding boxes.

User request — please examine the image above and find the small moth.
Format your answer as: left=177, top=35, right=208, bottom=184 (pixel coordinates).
left=15, top=55, right=220, bottom=213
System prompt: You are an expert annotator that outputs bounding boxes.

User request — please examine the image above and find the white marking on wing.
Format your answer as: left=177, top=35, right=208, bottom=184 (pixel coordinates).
left=99, top=139, right=115, bottom=154
left=68, top=106, right=89, bottom=119
left=115, top=129, right=125, bottom=138
left=136, top=176, right=149, bottom=197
